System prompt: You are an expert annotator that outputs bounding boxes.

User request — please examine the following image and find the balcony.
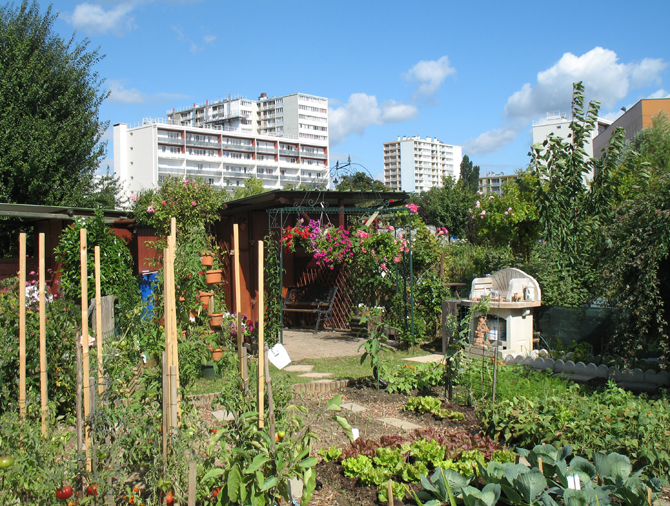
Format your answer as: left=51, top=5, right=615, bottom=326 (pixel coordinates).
left=257, top=146, right=277, bottom=154
left=221, top=143, right=255, bottom=152
left=300, top=151, right=327, bottom=159
left=157, top=137, right=184, bottom=146
left=280, top=175, right=301, bottom=182
left=279, top=149, right=299, bottom=156
left=259, top=173, right=279, bottom=181
left=185, top=138, right=219, bottom=148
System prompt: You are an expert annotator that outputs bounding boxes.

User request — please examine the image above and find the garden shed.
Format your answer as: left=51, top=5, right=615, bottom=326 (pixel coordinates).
left=214, top=190, right=410, bottom=338
left=0, top=203, right=135, bottom=291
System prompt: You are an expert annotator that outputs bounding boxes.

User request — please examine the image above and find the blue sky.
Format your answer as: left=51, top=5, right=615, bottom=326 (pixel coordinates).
left=46, top=0, right=670, bottom=181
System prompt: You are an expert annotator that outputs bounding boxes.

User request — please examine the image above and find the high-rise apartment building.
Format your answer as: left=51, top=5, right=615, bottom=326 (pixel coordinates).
left=114, top=92, right=329, bottom=195
left=478, top=172, right=518, bottom=195
left=166, top=92, right=328, bottom=142
left=532, top=112, right=611, bottom=157
left=383, top=136, right=462, bottom=192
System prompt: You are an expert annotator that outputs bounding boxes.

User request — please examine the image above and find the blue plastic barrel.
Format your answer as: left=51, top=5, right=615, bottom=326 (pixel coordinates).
left=139, top=271, right=158, bottom=320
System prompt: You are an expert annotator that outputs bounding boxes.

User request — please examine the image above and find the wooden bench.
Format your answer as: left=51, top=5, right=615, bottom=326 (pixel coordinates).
left=282, top=285, right=338, bottom=334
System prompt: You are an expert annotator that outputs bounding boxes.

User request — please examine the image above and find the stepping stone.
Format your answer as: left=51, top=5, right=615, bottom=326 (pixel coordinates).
left=297, top=372, right=334, bottom=378
left=341, top=402, right=367, bottom=413
left=403, top=354, right=444, bottom=364
left=379, top=417, right=422, bottom=431
left=284, top=364, right=314, bottom=372
left=211, top=410, right=234, bottom=421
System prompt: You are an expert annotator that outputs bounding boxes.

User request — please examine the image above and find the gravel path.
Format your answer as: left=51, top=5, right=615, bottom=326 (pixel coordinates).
left=282, top=328, right=367, bottom=361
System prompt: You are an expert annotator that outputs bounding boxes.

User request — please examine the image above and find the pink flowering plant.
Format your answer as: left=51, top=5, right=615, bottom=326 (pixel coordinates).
left=133, top=176, right=223, bottom=235
left=282, top=219, right=354, bottom=268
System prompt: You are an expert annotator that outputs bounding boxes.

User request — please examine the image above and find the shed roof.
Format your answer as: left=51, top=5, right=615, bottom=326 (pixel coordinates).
left=0, top=203, right=130, bottom=223
left=219, top=190, right=410, bottom=216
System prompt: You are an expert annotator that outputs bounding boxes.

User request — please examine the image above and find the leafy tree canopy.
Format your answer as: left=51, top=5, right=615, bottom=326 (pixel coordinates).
left=335, top=171, right=388, bottom=192
left=417, top=176, right=475, bottom=239
left=0, top=1, right=109, bottom=206
left=230, top=176, right=267, bottom=200
left=459, top=155, right=480, bottom=193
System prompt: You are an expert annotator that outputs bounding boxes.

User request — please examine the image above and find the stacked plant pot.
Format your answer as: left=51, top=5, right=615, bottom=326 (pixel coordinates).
left=202, top=253, right=223, bottom=330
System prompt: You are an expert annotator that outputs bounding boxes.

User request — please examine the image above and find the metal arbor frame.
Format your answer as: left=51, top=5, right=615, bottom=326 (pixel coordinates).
left=267, top=205, right=415, bottom=345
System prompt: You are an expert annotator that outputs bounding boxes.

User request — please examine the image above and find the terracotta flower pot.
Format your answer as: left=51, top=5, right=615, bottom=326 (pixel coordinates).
left=208, top=348, right=225, bottom=361
left=201, top=254, right=214, bottom=267
left=199, top=291, right=214, bottom=307
left=206, top=270, right=223, bottom=284
left=208, top=313, right=224, bottom=328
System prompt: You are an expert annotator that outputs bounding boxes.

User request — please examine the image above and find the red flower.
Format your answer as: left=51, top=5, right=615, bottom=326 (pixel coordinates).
left=198, top=270, right=204, bottom=275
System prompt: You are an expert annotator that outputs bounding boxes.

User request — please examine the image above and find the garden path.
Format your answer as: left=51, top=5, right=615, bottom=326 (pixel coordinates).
left=282, top=328, right=366, bottom=361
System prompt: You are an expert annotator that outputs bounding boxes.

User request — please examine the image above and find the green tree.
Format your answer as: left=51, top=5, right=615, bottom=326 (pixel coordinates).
left=419, top=176, right=475, bottom=239
left=459, top=155, right=480, bottom=193
left=0, top=1, right=109, bottom=206
left=230, top=176, right=267, bottom=200
left=335, top=171, right=388, bottom=192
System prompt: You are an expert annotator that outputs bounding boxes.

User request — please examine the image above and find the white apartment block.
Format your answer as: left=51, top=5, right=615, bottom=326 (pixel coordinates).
left=166, top=92, right=328, bottom=142
left=113, top=120, right=329, bottom=195
left=383, top=136, right=462, bottom=192
left=479, top=172, right=518, bottom=195
left=114, top=92, right=329, bottom=195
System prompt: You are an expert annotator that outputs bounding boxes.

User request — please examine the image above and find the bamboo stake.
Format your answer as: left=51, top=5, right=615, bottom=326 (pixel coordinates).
left=169, top=365, right=178, bottom=429
left=94, top=246, right=104, bottom=396
left=18, top=233, right=26, bottom=418
left=538, top=457, right=544, bottom=474
left=169, top=218, right=181, bottom=408
left=264, top=343, right=275, bottom=452
left=387, top=480, right=395, bottom=506
left=257, top=240, right=265, bottom=429
left=39, top=233, right=48, bottom=434
left=80, top=229, right=91, bottom=471
left=163, top=248, right=172, bottom=431
left=188, top=461, right=197, bottom=506
left=76, top=330, right=83, bottom=456
left=242, top=345, right=248, bottom=393
left=162, top=351, right=168, bottom=460
left=233, top=223, right=243, bottom=377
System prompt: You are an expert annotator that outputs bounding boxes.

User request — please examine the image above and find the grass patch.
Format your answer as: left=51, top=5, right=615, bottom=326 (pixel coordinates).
left=186, top=347, right=438, bottom=395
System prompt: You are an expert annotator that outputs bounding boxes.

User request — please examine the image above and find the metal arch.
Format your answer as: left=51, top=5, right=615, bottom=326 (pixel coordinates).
left=291, top=158, right=393, bottom=210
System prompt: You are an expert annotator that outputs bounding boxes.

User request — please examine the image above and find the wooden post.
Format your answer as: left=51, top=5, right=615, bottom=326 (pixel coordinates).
left=233, top=223, right=244, bottom=378
left=18, top=233, right=26, bottom=418
left=242, top=345, right=248, bottom=393
left=39, top=233, right=48, bottom=434
left=169, top=218, right=181, bottom=413
left=188, top=461, right=197, bottom=506
left=80, top=229, right=91, bottom=471
left=94, top=246, right=104, bottom=396
left=387, top=480, right=395, bottom=506
left=257, top=240, right=265, bottom=429
left=163, top=245, right=172, bottom=429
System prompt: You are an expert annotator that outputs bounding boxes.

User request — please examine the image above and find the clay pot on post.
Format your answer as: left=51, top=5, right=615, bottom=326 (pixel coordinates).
left=206, top=270, right=223, bottom=284
left=199, top=291, right=214, bottom=307
left=201, top=254, right=214, bottom=267
left=208, top=348, right=225, bottom=361
left=208, top=313, right=224, bottom=328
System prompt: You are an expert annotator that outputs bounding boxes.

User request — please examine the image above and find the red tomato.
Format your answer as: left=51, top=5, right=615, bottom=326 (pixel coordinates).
left=166, top=491, right=174, bottom=505
left=56, top=486, right=74, bottom=500
left=86, top=484, right=99, bottom=496
left=213, top=487, right=221, bottom=498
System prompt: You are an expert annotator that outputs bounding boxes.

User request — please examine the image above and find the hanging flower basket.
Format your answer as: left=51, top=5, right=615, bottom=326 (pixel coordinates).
left=208, top=312, right=224, bottom=328
left=201, top=254, right=214, bottom=267
left=206, top=270, right=223, bottom=284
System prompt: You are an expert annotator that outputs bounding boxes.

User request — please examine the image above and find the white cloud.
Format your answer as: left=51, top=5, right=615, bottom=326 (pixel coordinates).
left=328, top=93, right=418, bottom=145
left=470, top=47, right=668, bottom=154
left=107, top=79, right=188, bottom=104
left=405, top=56, right=456, bottom=100
left=649, top=88, right=670, bottom=99
left=464, top=126, right=519, bottom=155
left=172, top=26, right=216, bottom=53
left=68, top=3, right=135, bottom=35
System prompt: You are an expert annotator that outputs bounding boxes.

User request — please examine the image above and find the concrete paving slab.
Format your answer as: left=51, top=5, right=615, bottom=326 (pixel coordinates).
left=298, top=372, right=334, bottom=378
left=284, top=364, right=315, bottom=372
left=211, top=410, right=234, bottom=421
left=341, top=402, right=367, bottom=413
left=403, top=354, right=445, bottom=364
left=379, top=417, right=422, bottom=431
left=282, top=329, right=366, bottom=361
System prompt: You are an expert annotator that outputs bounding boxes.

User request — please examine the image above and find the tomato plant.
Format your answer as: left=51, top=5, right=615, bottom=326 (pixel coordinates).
left=55, top=485, right=73, bottom=500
